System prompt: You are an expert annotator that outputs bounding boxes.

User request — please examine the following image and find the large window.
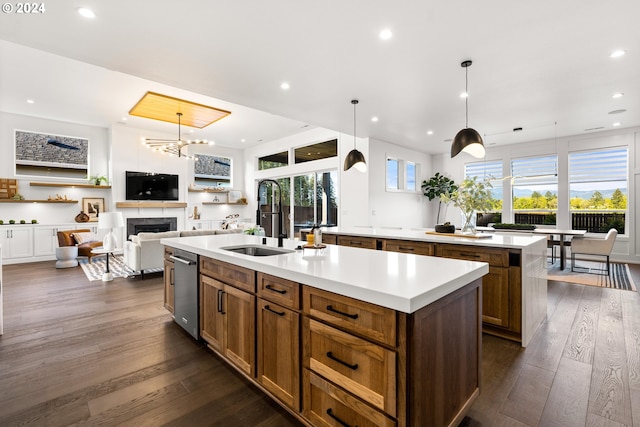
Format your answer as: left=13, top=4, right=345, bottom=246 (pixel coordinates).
left=194, top=154, right=232, bottom=187
left=386, top=157, right=419, bottom=192
left=15, top=130, right=89, bottom=179
left=465, top=160, right=503, bottom=225
left=511, top=155, right=558, bottom=225
left=569, top=147, right=627, bottom=233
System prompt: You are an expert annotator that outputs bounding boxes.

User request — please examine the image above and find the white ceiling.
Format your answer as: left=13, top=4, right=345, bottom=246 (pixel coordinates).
left=1, top=0, right=638, bottom=154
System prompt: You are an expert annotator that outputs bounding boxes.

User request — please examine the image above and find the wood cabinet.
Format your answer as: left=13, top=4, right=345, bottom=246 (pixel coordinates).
left=383, top=239, right=434, bottom=256
left=337, top=235, right=378, bottom=250
left=200, top=267, right=256, bottom=376
left=163, top=247, right=175, bottom=314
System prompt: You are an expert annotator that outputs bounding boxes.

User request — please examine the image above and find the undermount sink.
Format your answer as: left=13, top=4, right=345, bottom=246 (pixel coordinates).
left=220, top=245, right=294, bottom=257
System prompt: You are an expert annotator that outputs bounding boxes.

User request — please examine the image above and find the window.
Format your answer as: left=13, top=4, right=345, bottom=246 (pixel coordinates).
left=194, top=154, right=232, bottom=187
left=258, top=151, right=288, bottom=170
left=465, top=160, right=503, bottom=225
left=511, top=155, right=558, bottom=225
left=569, top=147, right=627, bottom=233
left=15, top=130, right=89, bottom=179
left=294, top=139, right=337, bottom=164
left=386, top=157, right=419, bottom=192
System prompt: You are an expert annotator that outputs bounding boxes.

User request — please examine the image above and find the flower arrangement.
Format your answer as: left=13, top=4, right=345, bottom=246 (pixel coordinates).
left=440, top=177, right=494, bottom=233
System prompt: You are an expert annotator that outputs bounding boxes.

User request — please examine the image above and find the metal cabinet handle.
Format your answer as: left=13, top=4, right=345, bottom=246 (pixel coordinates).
left=459, top=252, right=481, bottom=258
left=326, top=351, right=358, bottom=370
left=169, top=268, right=174, bottom=286
left=265, top=284, right=287, bottom=294
left=264, top=305, right=285, bottom=316
left=326, top=408, right=355, bottom=427
left=169, top=255, right=195, bottom=265
left=399, top=246, right=415, bottom=251
left=326, top=305, right=358, bottom=319
left=217, top=289, right=226, bottom=314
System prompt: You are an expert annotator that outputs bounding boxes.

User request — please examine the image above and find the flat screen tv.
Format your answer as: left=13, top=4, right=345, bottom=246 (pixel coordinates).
left=125, top=171, right=179, bottom=201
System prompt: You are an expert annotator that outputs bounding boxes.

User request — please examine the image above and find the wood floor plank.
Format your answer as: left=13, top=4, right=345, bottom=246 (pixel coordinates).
left=563, top=285, right=602, bottom=364
left=539, top=357, right=592, bottom=426
left=499, top=362, right=555, bottom=425
left=587, top=288, right=633, bottom=425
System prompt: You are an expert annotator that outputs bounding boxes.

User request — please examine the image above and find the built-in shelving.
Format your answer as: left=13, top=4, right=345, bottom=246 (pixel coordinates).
left=30, top=182, right=112, bottom=189
left=0, top=199, right=78, bottom=203
left=116, top=201, right=187, bottom=208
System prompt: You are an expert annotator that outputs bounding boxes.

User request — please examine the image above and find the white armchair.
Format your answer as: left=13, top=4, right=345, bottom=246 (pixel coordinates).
left=124, top=231, right=180, bottom=278
left=571, top=228, right=618, bottom=275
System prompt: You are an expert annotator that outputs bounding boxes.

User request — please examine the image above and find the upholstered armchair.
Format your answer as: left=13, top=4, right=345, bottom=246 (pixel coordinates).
left=57, top=229, right=104, bottom=263
left=571, top=228, right=618, bottom=275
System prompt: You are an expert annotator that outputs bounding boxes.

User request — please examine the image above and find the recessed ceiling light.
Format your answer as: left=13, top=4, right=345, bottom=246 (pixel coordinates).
left=427, top=130, right=434, bottom=135
left=611, top=93, right=624, bottom=99
left=608, top=109, right=627, bottom=114
left=613, top=122, right=621, bottom=127
left=26, top=99, right=34, bottom=104
left=280, top=82, right=290, bottom=90
left=241, top=138, right=246, bottom=143
left=77, top=7, right=96, bottom=18
left=379, top=29, right=392, bottom=40
left=121, top=117, right=127, bottom=121
left=371, top=116, right=379, bottom=122
left=460, top=92, right=468, bottom=99
left=610, top=50, right=626, bottom=58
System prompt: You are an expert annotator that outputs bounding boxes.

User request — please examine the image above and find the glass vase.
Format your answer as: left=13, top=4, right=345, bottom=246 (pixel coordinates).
left=461, top=210, right=476, bottom=234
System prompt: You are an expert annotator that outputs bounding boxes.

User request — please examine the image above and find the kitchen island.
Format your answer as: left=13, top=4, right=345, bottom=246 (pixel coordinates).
left=162, top=233, right=488, bottom=427
left=305, top=227, right=548, bottom=347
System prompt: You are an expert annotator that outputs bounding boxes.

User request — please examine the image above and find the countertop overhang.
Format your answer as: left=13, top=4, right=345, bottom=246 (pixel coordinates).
left=162, top=234, right=488, bottom=314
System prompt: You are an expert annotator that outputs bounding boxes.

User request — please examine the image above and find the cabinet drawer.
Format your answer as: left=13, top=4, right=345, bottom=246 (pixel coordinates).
left=437, top=244, right=508, bottom=267
left=305, top=318, right=396, bottom=416
left=384, top=239, right=434, bottom=256
left=303, top=370, right=396, bottom=427
left=303, top=286, right=396, bottom=347
left=258, top=272, right=300, bottom=309
left=337, top=235, right=377, bottom=249
left=322, top=234, right=337, bottom=245
left=200, top=257, right=256, bottom=293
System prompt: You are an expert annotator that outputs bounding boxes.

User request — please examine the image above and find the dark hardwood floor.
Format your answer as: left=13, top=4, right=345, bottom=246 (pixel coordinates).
left=0, top=261, right=639, bottom=426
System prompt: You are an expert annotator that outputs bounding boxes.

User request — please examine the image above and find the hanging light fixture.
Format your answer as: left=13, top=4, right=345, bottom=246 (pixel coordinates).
left=144, top=112, right=213, bottom=160
left=451, top=60, right=485, bottom=158
left=343, top=99, right=367, bottom=172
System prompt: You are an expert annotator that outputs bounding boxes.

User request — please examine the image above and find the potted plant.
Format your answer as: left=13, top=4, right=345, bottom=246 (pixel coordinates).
left=441, top=177, right=495, bottom=234
left=422, top=173, right=458, bottom=225
left=89, top=174, right=108, bottom=186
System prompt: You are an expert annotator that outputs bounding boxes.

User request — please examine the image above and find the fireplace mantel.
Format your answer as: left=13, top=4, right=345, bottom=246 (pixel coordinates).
left=116, top=201, right=187, bottom=208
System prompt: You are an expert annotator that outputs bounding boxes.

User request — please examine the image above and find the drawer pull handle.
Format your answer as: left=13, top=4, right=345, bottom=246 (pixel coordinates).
left=459, top=252, right=480, bottom=258
left=217, top=289, right=226, bottom=314
left=399, top=246, right=415, bottom=251
left=326, top=351, right=358, bottom=370
left=326, top=408, right=356, bottom=427
left=264, top=305, right=285, bottom=316
left=265, top=284, right=287, bottom=294
left=326, top=305, right=358, bottom=319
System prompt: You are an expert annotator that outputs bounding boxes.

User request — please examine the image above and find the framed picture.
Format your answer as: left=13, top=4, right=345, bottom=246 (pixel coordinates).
left=82, top=198, right=105, bottom=222
left=228, top=190, right=242, bottom=204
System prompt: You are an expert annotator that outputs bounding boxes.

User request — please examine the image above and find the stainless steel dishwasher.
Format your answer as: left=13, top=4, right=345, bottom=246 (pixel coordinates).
left=170, top=248, right=199, bottom=339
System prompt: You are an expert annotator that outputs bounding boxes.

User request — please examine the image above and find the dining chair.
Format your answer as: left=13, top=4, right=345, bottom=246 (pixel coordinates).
left=570, top=228, right=618, bottom=275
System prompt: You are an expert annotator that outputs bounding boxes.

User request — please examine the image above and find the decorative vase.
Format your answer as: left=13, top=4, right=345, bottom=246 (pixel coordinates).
left=75, top=211, right=90, bottom=223
left=461, top=210, right=476, bottom=234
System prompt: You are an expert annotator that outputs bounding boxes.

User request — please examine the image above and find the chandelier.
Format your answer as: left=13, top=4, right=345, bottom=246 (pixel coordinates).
left=143, top=112, right=213, bottom=160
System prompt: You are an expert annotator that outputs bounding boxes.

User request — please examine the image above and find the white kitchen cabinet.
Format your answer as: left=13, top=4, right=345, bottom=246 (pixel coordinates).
left=1, top=226, right=34, bottom=259
left=33, top=224, right=77, bottom=257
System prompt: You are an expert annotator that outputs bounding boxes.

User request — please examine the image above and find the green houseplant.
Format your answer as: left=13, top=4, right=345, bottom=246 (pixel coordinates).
left=88, top=174, right=108, bottom=186
left=441, top=177, right=494, bottom=234
left=421, top=173, right=458, bottom=225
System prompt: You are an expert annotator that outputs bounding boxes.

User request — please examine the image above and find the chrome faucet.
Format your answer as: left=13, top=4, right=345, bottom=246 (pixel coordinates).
left=256, top=179, right=286, bottom=247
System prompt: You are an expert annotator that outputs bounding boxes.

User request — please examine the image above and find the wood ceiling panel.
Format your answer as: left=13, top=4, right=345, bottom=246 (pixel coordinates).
left=129, top=91, right=231, bottom=128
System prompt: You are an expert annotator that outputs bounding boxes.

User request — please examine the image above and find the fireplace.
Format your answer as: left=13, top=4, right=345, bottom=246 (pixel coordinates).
left=127, top=217, right=177, bottom=239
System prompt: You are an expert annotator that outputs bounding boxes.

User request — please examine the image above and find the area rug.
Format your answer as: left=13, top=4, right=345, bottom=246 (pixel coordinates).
left=547, top=261, right=637, bottom=291
left=79, top=255, right=137, bottom=281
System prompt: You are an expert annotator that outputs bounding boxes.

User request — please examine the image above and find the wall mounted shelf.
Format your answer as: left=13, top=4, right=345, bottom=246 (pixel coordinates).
left=116, top=201, right=187, bottom=208
left=30, top=182, right=112, bottom=189
left=0, top=199, right=78, bottom=203
left=188, top=189, right=229, bottom=193
left=202, top=202, right=248, bottom=206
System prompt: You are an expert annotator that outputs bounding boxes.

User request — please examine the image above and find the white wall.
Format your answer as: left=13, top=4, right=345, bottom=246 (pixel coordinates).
left=368, top=138, right=432, bottom=228
left=0, top=111, right=109, bottom=224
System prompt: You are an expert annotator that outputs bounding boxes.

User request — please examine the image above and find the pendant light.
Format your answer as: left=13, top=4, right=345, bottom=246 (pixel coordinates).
left=343, top=99, right=367, bottom=172
left=451, top=60, right=485, bottom=158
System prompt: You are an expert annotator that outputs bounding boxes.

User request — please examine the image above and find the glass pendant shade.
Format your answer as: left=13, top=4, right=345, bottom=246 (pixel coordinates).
left=343, top=148, right=367, bottom=172
left=451, top=128, right=485, bottom=158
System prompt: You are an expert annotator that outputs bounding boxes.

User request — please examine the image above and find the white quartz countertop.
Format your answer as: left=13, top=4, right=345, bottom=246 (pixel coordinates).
left=162, top=234, right=488, bottom=314
left=320, top=226, right=547, bottom=249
